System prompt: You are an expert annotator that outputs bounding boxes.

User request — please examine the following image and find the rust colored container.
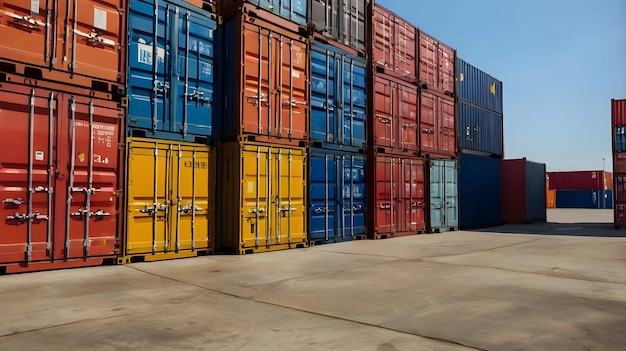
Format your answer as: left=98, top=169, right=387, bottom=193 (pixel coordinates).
left=372, top=73, right=419, bottom=155
left=367, top=154, right=425, bottom=239
left=547, top=171, right=613, bottom=190
left=611, top=99, right=626, bottom=127
left=547, top=190, right=556, bottom=209
left=419, top=91, right=456, bottom=157
left=371, top=4, right=417, bottom=83
left=418, top=31, right=455, bottom=96
left=501, top=158, right=547, bottom=224
left=220, top=11, right=309, bottom=146
left=0, top=0, right=126, bottom=96
left=0, top=83, right=122, bottom=274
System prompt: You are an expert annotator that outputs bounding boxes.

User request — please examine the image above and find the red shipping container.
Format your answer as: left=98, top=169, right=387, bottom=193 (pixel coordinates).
left=614, top=152, right=626, bottom=229
left=547, top=171, right=613, bottom=190
left=372, top=4, right=417, bottom=83
left=222, top=11, right=308, bottom=146
left=418, top=31, right=455, bottom=95
left=0, top=0, right=126, bottom=95
left=419, top=91, right=456, bottom=157
left=372, top=73, right=419, bottom=155
left=0, top=83, right=122, bottom=274
left=368, top=155, right=425, bottom=239
left=501, top=158, right=547, bottom=224
left=612, top=99, right=626, bottom=127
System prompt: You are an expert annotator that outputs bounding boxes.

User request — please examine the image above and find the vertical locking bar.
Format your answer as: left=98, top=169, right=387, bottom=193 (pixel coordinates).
left=84, top=100, right=94, bottom=257
left=267, top=32, right=273, bottom=136
left=350, top=156, right=355, bottom=238
left=151, top=0, right=160, bottom=132
left=409, top=159, right=414, bottom=230
left=390, top=157, right=394, bottom=234
left=399, top=85, right=404, bottom=149
left=277, top=36, right=283, bottom=137
left=255, top=147, right=260, bottom=248
left=62, top=0, right=70, bottom=63
left=324, top=154, right=329, bottom=242
left=163, top=145, right=172, bottom=252
left=339, top=55, right=345, bottom=145
left=391, top=81, right=395, bottom=148
left=266, top=148, right=272, bottom=248
left=65, top=96, right=77, bottom=259
left=69, top=0, right=77, bottom=74
left=168, top=8, right=179, bottom=134
left=340, top=156, right=346, bottom=240
left=175, top=145, right=181, bottom=253
left=151, top=144, right=158, bottom=254
left=190, top=149, right=196, bottom=251
left=44, top=2, right=50, bottom=63
left=288, top=39, right=294, bottom=138
left=257, top=27, right=263, bottom=134
left=276, top=151, right=281, bottom=244
left=287, top=149, right=292, bottom=244
left=325, top=52, right=330, bottom=143
left=349, top=61, right=355, bottom=146
left=51, top=0, right=59, bottom=66
left=26, top=90, right=35, bottom=262
left=46, top=93, right=55, bottom=254
left=182, top=11, right=190, bottom=136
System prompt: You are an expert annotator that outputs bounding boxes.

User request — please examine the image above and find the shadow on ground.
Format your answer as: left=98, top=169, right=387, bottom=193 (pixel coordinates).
left=473, top=222, right=626, bottom=237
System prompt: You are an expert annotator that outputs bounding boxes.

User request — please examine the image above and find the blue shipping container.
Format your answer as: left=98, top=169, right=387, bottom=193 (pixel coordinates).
left=459, top=154, right=502, bottom=229
left=458, top=101, right=504, bottom=156
left=456, top=57, right=503, bottom=115
left=556, top=190, right=614, bottom=209
left=241, top=0, right=307, bottom=27
left=127, top=0, right=217, bottom=142
left=310, top=41, right=367, bottom=150
left=309, top=148, right=366, bottom=244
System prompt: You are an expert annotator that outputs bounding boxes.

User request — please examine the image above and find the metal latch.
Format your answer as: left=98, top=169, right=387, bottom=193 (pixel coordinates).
left=2, top=198, right=24, bottom=206
left=179, top=204, right=203, bottom=213
left=248, top=208, right=266, bottom=214
left=139, top=204, right=167, bottom=214
left=186, top=89, right=211, bottom=104
left=377, top=115, right=391, bottom=124
left=246, top=93, right=268, bottom=107
left=71, top=187, right=97, bottom=194
left=85, top=29, right=105, bottom=47
left=282, top=99, right=305, bottom=107
left=13, top=15, right=42, bottom=31
left=422, top=128, right=434, bottom=134
left=154, top=81, right=168, bottom=96
left=279, top=205, right=297, bottom=214
left=380, top=202, right=391, bottom=210
left=6, top=212, right=49, bottom=222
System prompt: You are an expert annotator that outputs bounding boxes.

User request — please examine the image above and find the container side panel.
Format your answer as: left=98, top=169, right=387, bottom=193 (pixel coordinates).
left=438, top=95, right=456, bottom=156
left=419, top=91, right=436, bottom=153
left=612, top=99, right=626, bottom=127
left=556, top=189, right=612, bottom=209
left=547, top=171, right=611, bottom=190
left=459, top=154, right=502, bottom=229
left=308, top=151, right=338, bottom=241
left=525, top=161, right=547, bottom=222
left=501, top=159, right=527, bottom=223
left=458, top=102, right=503, bottom=156
left=456, top=57, right=503, bottom=114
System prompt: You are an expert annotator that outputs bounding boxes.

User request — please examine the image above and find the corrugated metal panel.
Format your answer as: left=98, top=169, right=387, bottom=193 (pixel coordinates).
left=123, top=138, right=215, bottom=262
left=525, top=161, right=547, bottom=222
left=310, top=0, right=368, bottom=53
left=556, top=190, right=613, bottom=209
left=372, top=4, right=417, bottom=82
left=308, top=149, right=366, bottom=245
left=218, top=142, right=308, bottom=254
left=127, top=0, right=218, bottom=142
left=456, top=58, right=503, bottom=114
left=428, top=160, right=458, bottom=232
left=458, top=101, right=503, bottom=156
left=221, top=0, right=307, bottom=27
left=502, top=158, right=546, bottom=223
left=310, top=40, right=367, bottom=149
left=612, top=99, right=626, bottom=127
left=547, top=171, right=611, bottom=190
left=0, top=83, right=121, bottom=272
left=418, top=31, right=455, bottom=95
left=547, top=189, right=556, bottom=209
left=420, top=92, right=456, bottom=157
left=459, top=154, right=502, bottom=229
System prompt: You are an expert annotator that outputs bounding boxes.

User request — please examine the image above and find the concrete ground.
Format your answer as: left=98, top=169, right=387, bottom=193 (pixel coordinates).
left=1, top=209, right=625, bottom=351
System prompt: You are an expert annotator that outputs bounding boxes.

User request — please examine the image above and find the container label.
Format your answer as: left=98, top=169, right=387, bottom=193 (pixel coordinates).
left=292, top=71, right=300, bottom=79
left=94, top=8, right=107, bottom=31
left=35, top=151, right=44, bottom=161
left=31, top=0, right=39, bottom=15
left=137, top=41, right=165, bottom=66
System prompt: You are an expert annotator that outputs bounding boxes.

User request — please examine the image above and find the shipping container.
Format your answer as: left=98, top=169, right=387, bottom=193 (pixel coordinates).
left=220, top=0, right=307, bottom=30
left=614, top=126, right=626, bottom=152
left=547, top=171, right=612, bottom=190
left=427, top=160, right=458, bottom=233
left=0, top=0, right=126, bottom=96
left=458, top=101, right=503, bottom=156
left=184, top=0, right=219, bottom=12
left=308, top=148, right=366, bottom=245
left=127, top=0, right=218, bottom=143
left=456, top=58, right=503, bottom=115
left=614, top=172, right=626, bottom=228
left=0, top=83, right=122, bottom=274
left=220, top=12, right=309, bottom=146
left=458, top=154, right=502, bottom=229
left=547, top=189, right=556, bottom=209
left=611, top=99, right=626, bottom=127
left=555, top=190, right=613, bottom=209
left=371, top=73, right=419, bottom=155
left=420, top=91, right=456, bottom=157
left=501, top=158, right=547, bottom=224
left=309, top=0, right=368, bottom=54
left=418, top=31, right=455, bottom=96
left=121, top=138, right=215, bottom=263
left=371, top=4, right=417, bottom=83
left=367, top=155, right=425, bottom=238
left=218, top=142, right=308, bottom=253
left=310, top=40, right=367, bottom=151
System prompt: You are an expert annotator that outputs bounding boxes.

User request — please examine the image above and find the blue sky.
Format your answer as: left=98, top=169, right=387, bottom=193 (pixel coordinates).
left=378, top=0, right=626, bottom=172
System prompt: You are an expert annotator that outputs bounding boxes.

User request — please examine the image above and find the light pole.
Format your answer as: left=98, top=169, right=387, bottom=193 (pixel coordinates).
left=603, top=158, right=606, bottom=209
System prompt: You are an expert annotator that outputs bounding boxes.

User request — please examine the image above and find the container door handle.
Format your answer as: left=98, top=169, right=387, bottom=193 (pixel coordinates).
left=7, top=212, right=49, bottom=222
left=11, top=15, right=44, bottom=31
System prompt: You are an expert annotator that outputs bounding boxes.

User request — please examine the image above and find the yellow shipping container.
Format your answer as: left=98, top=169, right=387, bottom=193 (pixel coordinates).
left=120, top=138, right=215, bottom=263
left=219, top=142, right=308, bottom=254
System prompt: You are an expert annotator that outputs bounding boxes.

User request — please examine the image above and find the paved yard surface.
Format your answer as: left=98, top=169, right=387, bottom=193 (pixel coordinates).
left=1, top=209, right=624, bottom=351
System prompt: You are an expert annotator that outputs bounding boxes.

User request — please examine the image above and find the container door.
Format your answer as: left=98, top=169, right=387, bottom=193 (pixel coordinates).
left=310, top=47, right=337, bottom=143
left=0, top=88, right=58, bottom=264
left=429, top=160, right=445, bottom=230
left=438, top=96, right=456, bottom=155
left=126, top=140, right=171, bottom=255
left=274, top=148, right=307, bottom=245
left=127, top=0, right=172, bottom=132
left=172, top=145, right=212, bottom=252
left=343, top=0, right=366, bottom=51
left=277, top=33, right=308, bottom=140
left=309, top=152, right=337, bottom=241
left=372, top=6, right=393, bottom=69
left=64, top=96, right=119, bottom=258
left=240, top=145, right=270, bottom=249
left=420, top=92, right=437, bottom=153
left=373, top=77, right=393, bottom=148
left=419, top=33, right=437, bottom=89
left=395, top=17, right=417, bottom=81
left=342, top=58, right=367, bottom=147
left=444, top=160, right=459, bottom=229
left=0, top=0, right=52, bottom=68
left=438, top=45, right=455, bottom=94
left=398, top=83, right=418, bottom=151
left=399, top=158, right=424, bottom=232
left=173, top=9, right=216, bottom=137
left=341, top=155, right=366, bottom=237
left=374, top=156, right=395, bottom=234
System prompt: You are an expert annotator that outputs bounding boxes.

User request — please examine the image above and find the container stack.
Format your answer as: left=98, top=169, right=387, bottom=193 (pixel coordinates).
left=456, top=58, right=504, bottom=229
left=546, top=171, right=613, bottom=209
left=0, top=0, right=126, bottom=273
left=120, top=0, right=219, bottom=263
left=612, top=99, right=626, bottom=228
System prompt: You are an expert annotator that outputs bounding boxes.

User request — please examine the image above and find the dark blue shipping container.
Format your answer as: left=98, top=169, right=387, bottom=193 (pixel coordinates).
left=526, top=161, right=547, bottom=221
left=127, top=0, right=218, bottom=143
left=458, top=101, right=504, bottom=156
left=310, top=41, right=367, bottom=151
left=459, top=154, right=502, bottom=229
left=556, top=190, right=614, bottom=209
left=309, top=148, right=366, bottom=244
left=456, top=57, right=503, bottom=115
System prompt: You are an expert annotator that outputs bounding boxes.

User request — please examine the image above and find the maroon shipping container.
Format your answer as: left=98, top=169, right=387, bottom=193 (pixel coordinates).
left=614, top=152, right=626, bottom=229
left=612, top=99, right=626, bottom=127
left=547, top=171, right=613, bottom=190
left=501, top=158, right=547, bottom=224
left=0, top=83, right=122, bottom=274
left=372, top=73, right=419, bottom=155
left=367, top=155, right=425, bottom=239
left=418, top=31, right=455, bottom=96
left=420, top=91, right=456, bottom=157
left=371, top=4, right=417, bottom=83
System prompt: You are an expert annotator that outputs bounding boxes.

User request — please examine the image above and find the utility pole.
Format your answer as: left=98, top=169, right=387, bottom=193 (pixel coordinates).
left=603, top=158, right=606, bottom=209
